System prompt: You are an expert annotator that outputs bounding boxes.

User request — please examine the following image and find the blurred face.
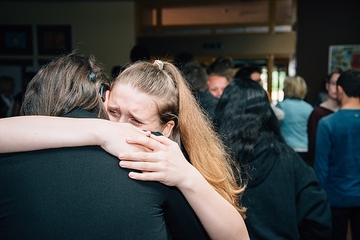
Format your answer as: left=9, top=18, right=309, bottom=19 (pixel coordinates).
left=106, top=83, right=174, bottom=137
left=207, top=75, right=229, bottom=98
left=336, top=85, right=344, bottom=105
left=250, top=72, right=262, bottom=86
left=326, top=73, right=340, bottom=100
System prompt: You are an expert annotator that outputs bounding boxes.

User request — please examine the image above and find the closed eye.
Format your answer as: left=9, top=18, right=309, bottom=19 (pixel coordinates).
left=107, top=109, right=119, bottom=117
left=129, top=117, right=143, bottom=126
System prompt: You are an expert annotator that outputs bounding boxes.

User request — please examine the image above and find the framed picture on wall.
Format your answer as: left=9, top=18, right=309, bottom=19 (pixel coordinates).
left=0, top=25, right=33, bottom=55
left=328, top=44, right=360, bottom=74
left=37, top=25, right=72, bottom=55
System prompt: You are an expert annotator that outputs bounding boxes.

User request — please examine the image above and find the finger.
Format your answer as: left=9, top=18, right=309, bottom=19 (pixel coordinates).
left=126, top=136, right=165, bottom=151
left=128, top=171, right=167, bottom=183
left=149, top=134, right=175, bottom=146
left=119, top=160, right=161, bottom=172
left=118, top=152, right=158, bottom=162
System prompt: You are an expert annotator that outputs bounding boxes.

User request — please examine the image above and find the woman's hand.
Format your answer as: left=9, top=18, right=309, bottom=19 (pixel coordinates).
left=118, top=134, right=197, bottom=188
left=118, top=134, right=250, bottom=240
left=97, top=121, right=152, bottom=156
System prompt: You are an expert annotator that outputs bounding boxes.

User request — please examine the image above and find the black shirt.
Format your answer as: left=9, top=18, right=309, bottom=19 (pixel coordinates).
left=0, top=109, right=209, bottom=240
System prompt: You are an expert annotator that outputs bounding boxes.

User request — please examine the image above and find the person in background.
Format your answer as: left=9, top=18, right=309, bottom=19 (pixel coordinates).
left=276, top=76, right=313, bottom=161
left=234, top=65, right=263, bottom=86
left=235, top=65, right=285, bottom=120
left=0, top=59, right=249, bottom=240
left=196, top=56, right=234, bottom=120
left=182, top=60, right=208, bottom=95
left=181, top=60, right=217, bottom=120
left=205, top=56, right=235, bottom=98
left=0, top=53, right=209, bottom=239
left=314, top=69, right=360, bottom=240
left=306, top=68, right=342, bottom=166
left=214, top=78, right=331, bottom=240
left=313, top=76, right=330, bottom=107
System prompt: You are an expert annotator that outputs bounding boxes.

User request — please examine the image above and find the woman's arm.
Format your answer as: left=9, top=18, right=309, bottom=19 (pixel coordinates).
left=0, top=116, right=148, bottom=153
left=118, top=135, right=249, bottom=240
left=0, top=116, right=249, bottom=239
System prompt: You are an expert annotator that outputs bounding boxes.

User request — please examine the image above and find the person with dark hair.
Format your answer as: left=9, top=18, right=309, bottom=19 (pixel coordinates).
left=198, top=56, right=234, bottom=120
left=0, top=53, right=210, bottom=239
left=182, top=60, right=207, bottom=94
left=206, top=56, right=235, bottom=98
left=314, top=69, right=360, bottom=240
left=206, top=56, right=234, bottom=77
left=234, top=65, right=262, bottom=85
left=181, top=60, right=218, bottom=120
left=214, top=78, right=331, bottom=240
left=234, top=65, right=284, bottom=120
left=306, top=68, right=343, bottom=166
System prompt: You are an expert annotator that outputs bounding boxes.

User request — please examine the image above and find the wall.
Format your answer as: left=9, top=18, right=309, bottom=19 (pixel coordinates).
left=0, top=1, right=135, bottom=74
left=138, top=33, right=296, bottom=59
left=296, top=0, right=360, bottom=104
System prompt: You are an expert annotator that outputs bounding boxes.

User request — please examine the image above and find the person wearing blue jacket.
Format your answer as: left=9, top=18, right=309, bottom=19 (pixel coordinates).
left=314, top=69, right=360, bottom=240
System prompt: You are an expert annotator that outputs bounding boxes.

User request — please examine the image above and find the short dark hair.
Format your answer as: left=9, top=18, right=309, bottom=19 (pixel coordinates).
left=182, top=61, right=208, bottom=93
left=206, top=56, right=234, bottom=82
left=234, top=65, right=261, bottom=79
left=337, top=69, right=360, bottom=98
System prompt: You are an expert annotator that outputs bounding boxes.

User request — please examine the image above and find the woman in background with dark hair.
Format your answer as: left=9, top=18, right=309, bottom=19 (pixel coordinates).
left=307, top=68, right=342, bottom=166
left=214, top=77, right=331, bottom=240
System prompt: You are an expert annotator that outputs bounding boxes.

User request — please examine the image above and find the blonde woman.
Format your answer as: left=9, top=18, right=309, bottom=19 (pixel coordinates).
left=0, top=59, right=249, bottom=240
left=276, top=76, right=313, bottom=161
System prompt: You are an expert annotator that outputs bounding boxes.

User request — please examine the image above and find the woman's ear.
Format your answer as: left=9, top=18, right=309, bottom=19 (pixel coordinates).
left=161, top=120, right=175, bottom=138
left=102, top=90, right=111, bottom=110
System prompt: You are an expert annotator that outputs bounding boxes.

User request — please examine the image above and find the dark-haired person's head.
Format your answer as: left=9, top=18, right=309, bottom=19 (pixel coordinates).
left=336, top=69, right=360, bottom=98
left=20, top=53, right=110, bottom=119
left=214, top=78, right=283, bottom=158
left=234, top=66, right=262, bottom=85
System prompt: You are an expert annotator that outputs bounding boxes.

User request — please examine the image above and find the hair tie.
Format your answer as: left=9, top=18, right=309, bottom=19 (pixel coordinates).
left=154, top=60, right=163, bottom=70
left=89, top=72, right=96, bottom=82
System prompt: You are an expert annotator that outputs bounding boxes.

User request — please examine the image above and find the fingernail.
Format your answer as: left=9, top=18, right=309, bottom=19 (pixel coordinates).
left=119, top=153, right=125, bottom=158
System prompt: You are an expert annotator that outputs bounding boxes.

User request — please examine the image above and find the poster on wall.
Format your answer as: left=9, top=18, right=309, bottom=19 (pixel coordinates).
left=328, top=44, right=360, bottom=74
left=0, top=25, right=33, bottom=55
left=37, top=25, right=72, bottom=55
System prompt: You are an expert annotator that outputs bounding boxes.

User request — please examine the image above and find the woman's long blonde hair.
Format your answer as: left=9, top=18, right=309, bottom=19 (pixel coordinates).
left=113, top=60, right=246, bottom=217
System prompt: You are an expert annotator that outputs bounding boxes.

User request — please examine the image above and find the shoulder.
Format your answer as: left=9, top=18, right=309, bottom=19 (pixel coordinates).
left=309, top=107, right=332, bottom=121
left=63, top=109, right=97, bottom=119
left=319, top=111, right=337, bottom=125
left=300, top=100, right=313, bottom=110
